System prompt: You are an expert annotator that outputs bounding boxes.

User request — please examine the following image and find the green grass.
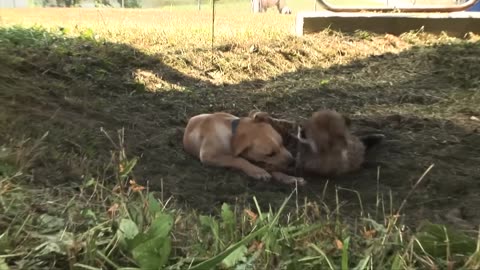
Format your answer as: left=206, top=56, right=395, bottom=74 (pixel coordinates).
left=1, top=8, right=480, bottom=270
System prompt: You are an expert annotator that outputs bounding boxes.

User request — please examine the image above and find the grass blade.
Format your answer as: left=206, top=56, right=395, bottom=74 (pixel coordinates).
left=189, top=225, right=268, bottom=270
left=309, top=243, right=335, bottom=270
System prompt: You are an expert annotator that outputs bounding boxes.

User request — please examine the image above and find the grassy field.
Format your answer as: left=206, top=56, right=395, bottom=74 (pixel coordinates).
left=108, top=0, right=461, bottom=11
left=1, top=7, right=480, bottom=270
left=157, top=0, right=384, bottom=12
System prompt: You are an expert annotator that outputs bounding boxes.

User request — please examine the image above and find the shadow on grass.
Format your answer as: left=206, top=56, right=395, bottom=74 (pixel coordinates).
left=1, top=26, right=479, bottom=228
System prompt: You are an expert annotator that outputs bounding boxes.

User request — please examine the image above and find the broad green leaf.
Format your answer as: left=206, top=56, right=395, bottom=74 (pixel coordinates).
left=128, top=213, right=173, bottom=251
left=147, top=193, right=162, bottom=218
left=221, top=203, right=235, bottom=239
left=118, top=218, right=139, bottom=241
left=132, top=236, right=171, bottom=270
left=221, top=244, right=247, bottom=268
left=221, top=203, right=235, bottom=227
left=128, top=204, right=145, bottom=232
left=128, top=233, right=149, bottom=251
left=130, top=214, right=174, bottom=269
left=121, top=222, right=141, bottom=251
left=146, top=213, right=173, bottom=239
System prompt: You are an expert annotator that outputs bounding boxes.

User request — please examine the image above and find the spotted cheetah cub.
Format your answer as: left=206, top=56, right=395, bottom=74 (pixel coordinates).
left=249, top=110, right=384, bottom=177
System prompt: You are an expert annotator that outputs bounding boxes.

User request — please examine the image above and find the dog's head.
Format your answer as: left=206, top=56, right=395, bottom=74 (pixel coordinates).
left=301, top=110, right=351, bottom=155
left=232, top=111, right=294, bottom=169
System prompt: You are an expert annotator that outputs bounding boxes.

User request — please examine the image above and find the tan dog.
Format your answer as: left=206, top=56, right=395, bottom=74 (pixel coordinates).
left=183, top=112, right=305, bottom=185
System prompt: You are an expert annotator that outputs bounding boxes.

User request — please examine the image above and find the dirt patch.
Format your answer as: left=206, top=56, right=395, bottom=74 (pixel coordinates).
left=1, top=24, right=479, bottom=232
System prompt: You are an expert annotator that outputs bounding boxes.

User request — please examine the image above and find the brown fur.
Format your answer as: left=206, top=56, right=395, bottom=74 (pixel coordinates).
left=297, top=110, right=365, bottom=176
left=253, top=110, right=368, bottom=177
left=248, top=110, right=299, bottom=151
left=183, top=112, right=305, bottom=185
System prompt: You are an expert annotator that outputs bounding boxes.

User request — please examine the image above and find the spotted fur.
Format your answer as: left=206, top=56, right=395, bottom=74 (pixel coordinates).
left=249, top=110, right=385, bottom=177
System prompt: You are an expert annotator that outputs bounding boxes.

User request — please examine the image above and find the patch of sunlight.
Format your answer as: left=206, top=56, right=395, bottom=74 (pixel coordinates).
left=134, top=69, right=186, bottom=92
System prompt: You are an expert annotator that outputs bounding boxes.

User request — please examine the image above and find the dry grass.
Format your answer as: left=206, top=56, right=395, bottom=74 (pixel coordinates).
left=1, top=8, right=418, bottom=84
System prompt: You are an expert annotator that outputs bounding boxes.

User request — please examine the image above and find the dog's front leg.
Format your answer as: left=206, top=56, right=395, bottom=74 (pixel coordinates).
left=201, top=154, right=272, bottom=181
left=271, top=172, right=306, bottom=186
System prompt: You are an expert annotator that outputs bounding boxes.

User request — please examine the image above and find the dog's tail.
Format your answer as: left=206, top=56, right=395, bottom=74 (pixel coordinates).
left=360, top=134, right=385, bottom=151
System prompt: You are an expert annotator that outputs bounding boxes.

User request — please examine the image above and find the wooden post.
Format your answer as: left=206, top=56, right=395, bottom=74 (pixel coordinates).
left=198, top=0, right=201, bottom=10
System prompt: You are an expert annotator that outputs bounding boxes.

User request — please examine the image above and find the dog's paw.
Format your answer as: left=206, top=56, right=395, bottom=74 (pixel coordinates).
left=248, top=168, right=272, bottom=181
left=295, top=177, right=307, bottom=186
left=272, top=172, right=307, bottom=186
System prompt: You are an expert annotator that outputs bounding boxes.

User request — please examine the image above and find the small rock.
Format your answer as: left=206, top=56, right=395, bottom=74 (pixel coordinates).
left=470, top=116, right=479, bottom=121
left=249, top=44, right=259, bottom=53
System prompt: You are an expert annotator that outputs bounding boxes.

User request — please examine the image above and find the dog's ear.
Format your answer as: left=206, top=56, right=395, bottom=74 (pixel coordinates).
left=231, top=134, right=250, bottom=156
left=251, top=111, right=270, bottom=123
left=342, top=114, right=351, bottom=127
